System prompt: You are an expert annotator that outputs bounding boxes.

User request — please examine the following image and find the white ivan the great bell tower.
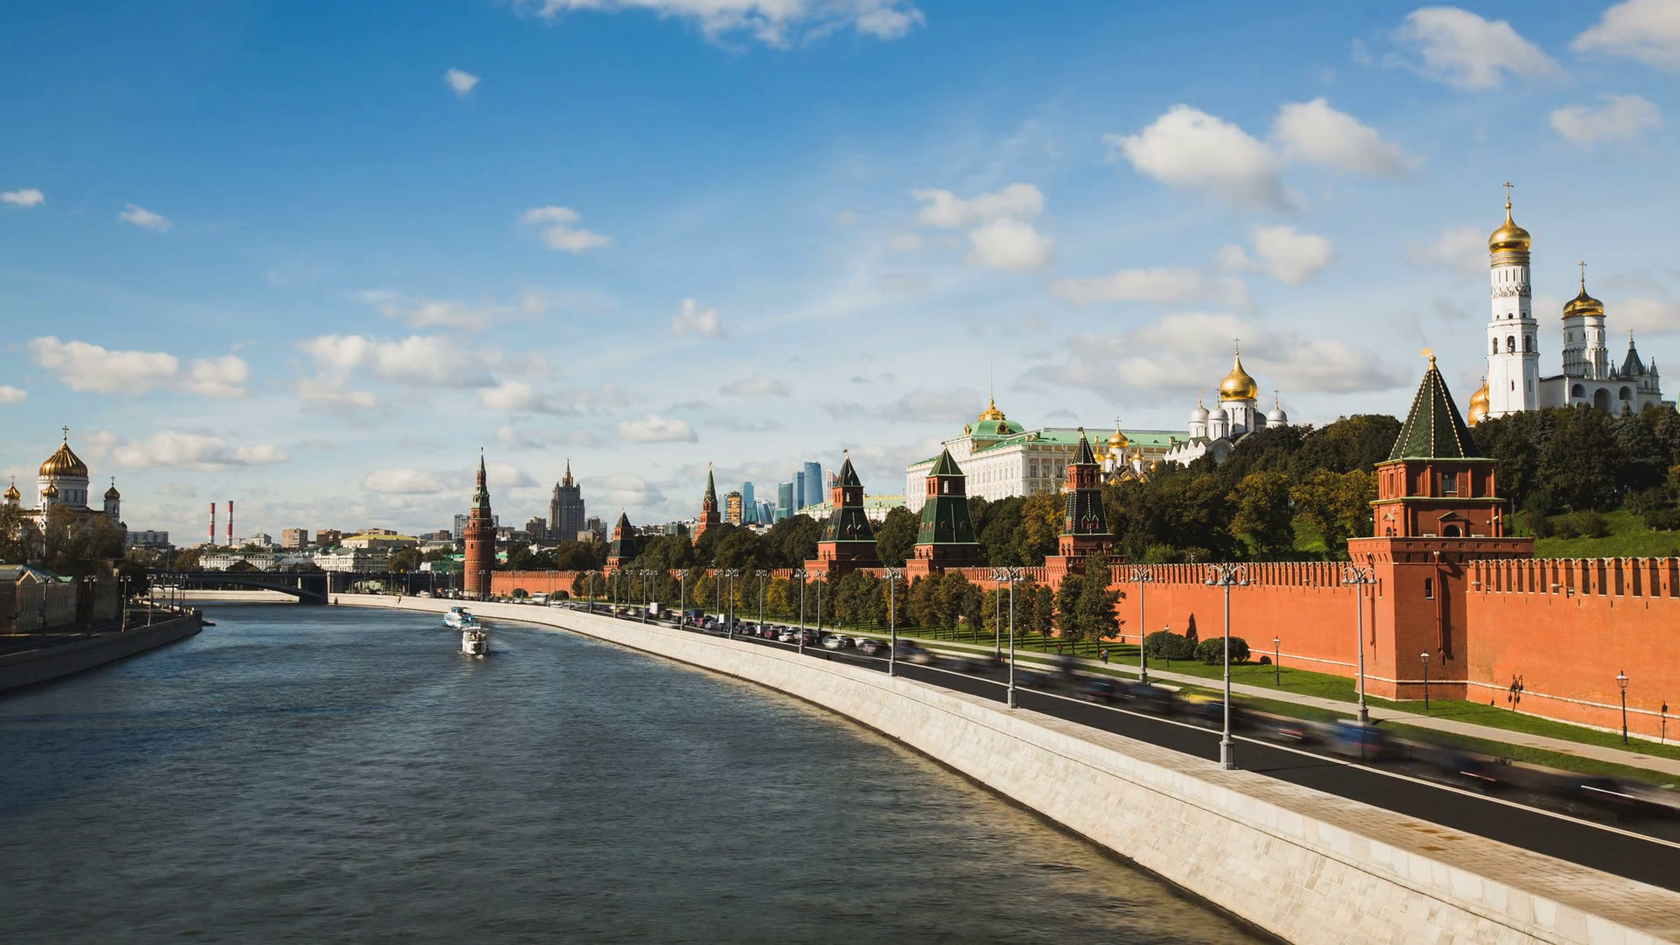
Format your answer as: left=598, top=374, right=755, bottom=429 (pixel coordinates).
left=1485, top=184, right=1539, bottom=417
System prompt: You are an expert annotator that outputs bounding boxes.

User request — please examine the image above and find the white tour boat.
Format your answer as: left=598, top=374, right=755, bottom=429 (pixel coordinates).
left=443, top=606, right=477, bottom=630
left=461, top=628, right=489, bottom=658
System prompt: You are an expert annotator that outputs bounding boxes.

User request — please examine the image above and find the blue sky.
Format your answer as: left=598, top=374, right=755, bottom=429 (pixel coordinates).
left=3, top=0, right=1678, bottom=538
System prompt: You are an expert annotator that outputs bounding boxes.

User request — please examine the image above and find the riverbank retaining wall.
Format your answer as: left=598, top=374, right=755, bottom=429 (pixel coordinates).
left=346, top=594, right=1680, bottom=945
left=0, top=612, right=202, bottom=694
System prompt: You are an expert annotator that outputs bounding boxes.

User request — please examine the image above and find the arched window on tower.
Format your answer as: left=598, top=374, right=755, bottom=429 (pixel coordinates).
left=1491, top=338, right=1498, bottom=355
left=1506, top=336, right=1516, bottom=354
left=1524, top=336, right=1534, bottom=353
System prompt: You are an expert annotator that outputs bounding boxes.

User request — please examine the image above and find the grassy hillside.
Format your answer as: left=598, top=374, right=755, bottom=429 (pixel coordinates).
left=1532, top=509, right=1680, bottom=559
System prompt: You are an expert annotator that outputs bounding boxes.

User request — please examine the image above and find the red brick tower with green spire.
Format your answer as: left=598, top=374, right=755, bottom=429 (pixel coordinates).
left=906, top=446, right=986, bottom=579
left=605, top=511, right=637, bottom=571
left=807, top=452, right=881, bottom=577
left=463, top=450, right=497, bottom=599
left=693, top=463, right=720, bottom=545
left=1046, top=429, right=1115, bottom=585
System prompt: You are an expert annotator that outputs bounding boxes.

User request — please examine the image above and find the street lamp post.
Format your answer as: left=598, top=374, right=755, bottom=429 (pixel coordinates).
left=723, top=569, right=740, bottom=638
left=1134, top=566, right=1154, bottom=686
left=1421, top=652, right=1431, bottom=710
left=1618, top=670, right=1630, bottom=744
left=1341, top=565, right=1377, bottom=726
left=791, top=569, right=807, bottom=640
left=815, top=577, right=824, bottom=635
left=993, top=579, right=1001, bottom=656
left=884, top=567, right=904, bottom=676
left=1004, top=567, right=1023, bottom=708
left=1204, top=564, right=1247, bottom=770
left=1272, top=636, right=1280, bottom=686
left=756, top=570, right=770, bottom=648
left=678, top=570, right=686, bottom=625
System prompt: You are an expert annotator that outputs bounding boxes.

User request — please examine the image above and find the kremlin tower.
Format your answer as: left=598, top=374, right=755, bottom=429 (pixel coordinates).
left=463, top=452, right=497, bottom=599
left=693, top=464, right=721, bottom=544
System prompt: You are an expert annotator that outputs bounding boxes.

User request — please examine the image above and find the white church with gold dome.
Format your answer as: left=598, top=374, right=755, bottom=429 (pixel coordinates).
left=1465, top=188, right=1670, bottom=426
left=4, top=429, right=124, bottom=530
left=1161, top=347, right=1290, bottom=467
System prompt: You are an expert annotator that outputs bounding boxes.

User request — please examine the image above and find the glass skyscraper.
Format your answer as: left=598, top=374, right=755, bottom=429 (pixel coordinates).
left=802, top=462, right=823, bottom=507
left=793, top=471, right=805, bottom=511
left=741, top=482, right=756, bottom=524
left=778, top=481, right=794, bottom=520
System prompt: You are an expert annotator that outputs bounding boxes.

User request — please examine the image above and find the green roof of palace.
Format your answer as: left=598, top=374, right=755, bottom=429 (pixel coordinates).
left=1389, top=361, right=1485, bottom=462
left=911, top=427, right=1182, bottom=467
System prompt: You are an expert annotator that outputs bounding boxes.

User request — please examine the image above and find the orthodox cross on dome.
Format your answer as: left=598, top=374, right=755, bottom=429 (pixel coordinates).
left=1503, top=180, right=1514, bottom=208
left=61, top=426, right=69, bottom=442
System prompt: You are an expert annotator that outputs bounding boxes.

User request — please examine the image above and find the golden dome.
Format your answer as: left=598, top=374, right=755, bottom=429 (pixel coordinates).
left=3, top=478, right=18, bottom=501
left=1107, top=423, right=1128, bottom=451
left=105, top=478, right=121, bottom=500
left=1563, top=277, right=1603, bottom=320
left=43, top=484, right=59, bottom=498
left=1488, top=200, right=1531, bottom=255
left=39, top=436, right=89, bottom=478
left=1219, top=349, right=1258, bottom=402
left=977, top=397, right=1006, bottom=422
left=1467, top=380, right=1490, bottom=427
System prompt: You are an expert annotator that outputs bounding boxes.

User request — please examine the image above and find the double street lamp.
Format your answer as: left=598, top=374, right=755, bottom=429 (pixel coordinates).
left=1341, top=565, right=1377, bottom=726
left=791, top=568, right=808, bottom=640
left=1204, top=564, right=1248, bottom=770
left=722, top=569, right=741, bottom=638
left=883, top=567, right=904, bottom=676
left=1134, top=566, right=1155, bottom=686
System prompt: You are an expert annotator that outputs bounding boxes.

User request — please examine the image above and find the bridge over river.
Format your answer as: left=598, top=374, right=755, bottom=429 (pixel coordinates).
left=149, top=570, right=449, bottom=604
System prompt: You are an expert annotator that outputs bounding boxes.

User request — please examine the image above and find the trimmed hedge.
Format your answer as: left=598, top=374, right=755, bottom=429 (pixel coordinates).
left=1196, top=636, right=1250, bottom=665
left=1144, top=631, right=1195, bottom=661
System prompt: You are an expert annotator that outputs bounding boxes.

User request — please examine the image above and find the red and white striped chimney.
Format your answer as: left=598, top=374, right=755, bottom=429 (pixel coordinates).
left=227, top=501, right=234, bottom=545
left=210, top=503, right=217, bottom=545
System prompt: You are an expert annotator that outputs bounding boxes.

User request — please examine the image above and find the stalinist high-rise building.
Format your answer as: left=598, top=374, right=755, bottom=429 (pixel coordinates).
left=550, top=460, right=585, bottom=543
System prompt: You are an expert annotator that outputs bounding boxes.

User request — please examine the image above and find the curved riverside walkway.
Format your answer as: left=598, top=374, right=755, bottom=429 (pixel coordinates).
left=346, top=595, right=1680, bottom=945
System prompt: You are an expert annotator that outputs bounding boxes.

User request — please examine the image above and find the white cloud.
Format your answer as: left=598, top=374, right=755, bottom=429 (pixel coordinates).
left=910, top=183, right=1052, bottom=271
left=1272, top=98, right=1419, bottom=175
left=671, top=298, right=724, bottom=337
left=180, top=355, right=251, bottom=398
left=1050, top=267, right=1248, bottom=306
left=617, top=414, right=697, bottom=443
left=518, top=0, right=924, bottom=48
left=887, top=231, right=924, bottom=253
left=496, top=425, right=600, bottom=450
left=0, top=386, right=25, bottom=405
left=1618, top=298, right=1680, bottom=335
left=1573, top=0, right=1680, bottom=70
left=118, top=203, right=172, bottom=231
left=1217, top=245, right=1257, bottom=271
left=364, top=469, right=448, bottom=494
left=1409, top=226, right=1487, bottom=274
left=594, top=473, right=667, bottom=511
left=719, top=374, right=791, bottom=397
left=520, top=205, right=612, bottom=253
left=1549, top=94, right=1662, bottom=147
left=1251, top=226, right=1337, bottom=284
left=965, top=217, right=1054, bottom=271
left=28, top=337, right=180, bottom=393
left=477, top=380, right=580, bottom=415
left=1, top=188, right=44, bottom=208
left=299, top=334, right=498, bottom=389
left=108, top=432, right=289, bottom=470
left=1034, top=312, right=1409, bottom=400
left=1393, top=7, right=1562, bottom=90
left=444, top=68, right=481, bottom=96
left=912, top=183, right=1044, bottom=228
left=296, top=378, right=380, bottom=410
left=1107, top=105, right=1293, bottom=212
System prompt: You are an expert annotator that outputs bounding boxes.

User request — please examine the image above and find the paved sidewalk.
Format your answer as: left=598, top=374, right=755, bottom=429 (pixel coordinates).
left=846, top=629, right=1680, bottom=780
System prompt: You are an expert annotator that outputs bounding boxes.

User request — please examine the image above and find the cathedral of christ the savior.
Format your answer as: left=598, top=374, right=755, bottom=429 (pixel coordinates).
left=1467, top=185, right=1670, bottom=425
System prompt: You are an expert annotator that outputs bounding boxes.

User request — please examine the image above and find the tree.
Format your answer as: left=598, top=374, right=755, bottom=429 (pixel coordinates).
left=874, top=507, right=918, bottom=567
left=1031, top=583, right=1055, bottom=637
left=1540, top=405, right=1622, bottom=511
left=0, top=504, right=31, bottom=564
left=38, top=506, right=126, bottom=576
left=908, top=575, right=940, bottom=631
left=1053, top=573, right=1083, bottom=638
left=388, top=547, right=422, bottom=572
left=1292, top=469, right=1375, bottom=558
left=553, top=540, right=608, bottom=572
left=762, top=515, right=823, bottom=569
left=1073, top=553, right=1122, bottom=647
left=1228, top=471, right=1296, bottom=559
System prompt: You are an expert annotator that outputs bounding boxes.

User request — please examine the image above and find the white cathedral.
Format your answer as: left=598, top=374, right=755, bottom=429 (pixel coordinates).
left=3, top=429, right=124, bottom=528
left=1468, top=189, right=1670, bottom=424
left=1160, top=348, right=1290, bottom=467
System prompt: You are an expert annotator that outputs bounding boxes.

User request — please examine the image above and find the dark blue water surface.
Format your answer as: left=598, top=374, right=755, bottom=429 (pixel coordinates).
left=0, top=605, right=1265, bottom=944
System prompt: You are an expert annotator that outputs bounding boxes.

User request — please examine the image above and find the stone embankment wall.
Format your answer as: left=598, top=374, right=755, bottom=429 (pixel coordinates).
left=349, top=594, right=1680, bottom=945
left=0, top=612, right=201, bottom=693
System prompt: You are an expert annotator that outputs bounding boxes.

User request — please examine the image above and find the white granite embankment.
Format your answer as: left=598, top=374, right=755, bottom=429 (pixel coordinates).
left=347, top=595, right=1680, bottom=945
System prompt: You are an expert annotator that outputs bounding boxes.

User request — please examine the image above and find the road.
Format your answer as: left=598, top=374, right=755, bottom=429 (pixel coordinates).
left=587, top=608, right=1680, bottom=892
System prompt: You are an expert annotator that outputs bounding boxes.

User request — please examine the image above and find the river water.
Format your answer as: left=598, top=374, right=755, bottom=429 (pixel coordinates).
left=0, top=605, right=1266, bottom=944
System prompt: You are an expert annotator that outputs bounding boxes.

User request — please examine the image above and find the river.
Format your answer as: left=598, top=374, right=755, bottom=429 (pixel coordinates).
left=0, top=604, right=1267, bottom=944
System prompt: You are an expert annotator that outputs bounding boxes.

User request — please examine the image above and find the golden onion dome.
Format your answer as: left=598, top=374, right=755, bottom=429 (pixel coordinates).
left=105, top=479, right=121, bottom=500
left=1488, top=200, right=1531, bottom=255
left=1467, top=380, right=1490, bottom=427
left=1219, top=350, right=1259, bottom=402
left=1563, top=279, right=1604, bottom=320
left=977, top=397, right=1006, bottom=422
left=39, top=438, right=89, bottom=478
left=43, top=483, right=60, bottom=498
left=1107, top=424, right=1128, bottom=451
left=3, top=479, right=19, bottom=501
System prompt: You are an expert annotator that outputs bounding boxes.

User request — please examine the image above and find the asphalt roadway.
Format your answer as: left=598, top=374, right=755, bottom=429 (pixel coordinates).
left=618, top=612, right=1680, bottom=892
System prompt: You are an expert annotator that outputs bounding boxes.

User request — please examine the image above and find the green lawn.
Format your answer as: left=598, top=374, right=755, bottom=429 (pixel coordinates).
left=1532, top=509, right=1680, bottom=558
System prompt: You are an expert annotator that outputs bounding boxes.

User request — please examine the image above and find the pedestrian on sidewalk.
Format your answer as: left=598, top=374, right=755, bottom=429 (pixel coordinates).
left=1101, top=648, right=1109, bottom=665
left=1056, top=642, right=1063, bottom=655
